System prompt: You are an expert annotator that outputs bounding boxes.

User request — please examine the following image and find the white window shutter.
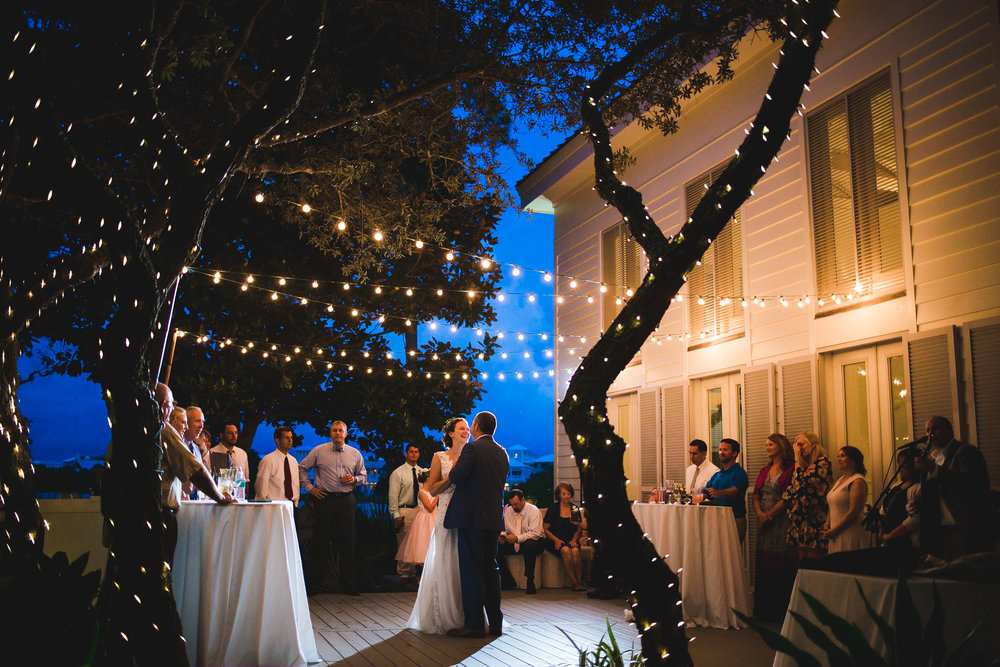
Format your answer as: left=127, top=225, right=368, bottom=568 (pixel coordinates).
left=906, top=327, right=960, bottom=438
left=638, top=388, right=661, bottom=495
left=685, top=165, right=744, bottom=339
left=741, top=364, right=775, bottom=588
left=779, top=358, right=817, bottom=439
left=964, top=319, right=1000, bottom=483
left=661, top=384, right=688, bottom=486
left=808, top=71, right=903, bottom=302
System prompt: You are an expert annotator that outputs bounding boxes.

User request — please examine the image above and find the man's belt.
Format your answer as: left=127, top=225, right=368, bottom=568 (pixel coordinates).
left=399, top=504, right=417, bottom=509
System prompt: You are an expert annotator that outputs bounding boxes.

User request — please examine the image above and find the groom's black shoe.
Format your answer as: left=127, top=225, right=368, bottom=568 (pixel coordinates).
left=447, top=627, right=486, bottom=638
left=488, top=626, right=503, bottom=636
left=526, top=580, right=537, bottom=594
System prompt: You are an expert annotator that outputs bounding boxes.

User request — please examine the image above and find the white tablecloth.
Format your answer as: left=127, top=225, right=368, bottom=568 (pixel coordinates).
left=174, top=500, right=319, bottom=667
left=631, top=503, right=751, bottom=628
left=775, top=569, right=1000, bottom=666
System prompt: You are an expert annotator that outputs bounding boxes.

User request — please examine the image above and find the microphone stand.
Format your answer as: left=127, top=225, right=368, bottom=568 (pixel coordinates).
left=862, top=441, right=924, bottom=533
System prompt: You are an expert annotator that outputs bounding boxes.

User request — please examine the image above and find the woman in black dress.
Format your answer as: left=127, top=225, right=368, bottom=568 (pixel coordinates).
left=543, top=482, right=586, bottom=591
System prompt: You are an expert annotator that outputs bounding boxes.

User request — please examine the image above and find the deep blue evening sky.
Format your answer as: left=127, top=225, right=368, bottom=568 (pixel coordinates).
left=19, top=127, right=565, bottom=463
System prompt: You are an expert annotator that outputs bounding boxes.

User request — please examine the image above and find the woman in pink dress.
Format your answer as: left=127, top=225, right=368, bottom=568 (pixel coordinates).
left=396, top=470, right=437, bottom=566
left=823, top=445, right=873, bottom=554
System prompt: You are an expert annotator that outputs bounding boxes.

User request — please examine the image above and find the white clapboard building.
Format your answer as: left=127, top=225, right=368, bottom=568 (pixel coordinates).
left=518, top=0, right=1000, bottom=577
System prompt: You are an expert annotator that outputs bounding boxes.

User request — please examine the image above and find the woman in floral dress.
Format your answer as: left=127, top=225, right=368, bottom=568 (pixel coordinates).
left=782, top=430, right=833, bottom=560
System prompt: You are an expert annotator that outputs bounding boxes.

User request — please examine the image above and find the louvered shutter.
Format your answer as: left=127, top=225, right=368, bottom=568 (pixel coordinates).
left=742, top=365, right=775, bottom=588
left=966, top=320, right=1000, bottom=482
left=601, top=221, right=642, bottom=331
left=661, top=384, right=688, bottom=485
left=602, top=224, right=623, bottom=331
left=780, top=359, right=816, bottom=438
left=638, top=389, right=661, bottom=494
left=809, top=72, right=903, bottom=300
left=685, top=165, right=744, bottom=339
left=906, top=327, right=960, bottom=439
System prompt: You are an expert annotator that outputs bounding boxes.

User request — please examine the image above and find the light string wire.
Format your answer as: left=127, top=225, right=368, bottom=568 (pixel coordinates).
left=249, top=194, right=873, bottom=308
left=175, top=330, right=563, bottom=382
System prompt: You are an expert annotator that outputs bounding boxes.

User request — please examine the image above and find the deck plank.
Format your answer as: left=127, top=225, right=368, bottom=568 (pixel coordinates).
left=309, top=589, right=640, bottom=666
left=306, top=587, right=775, bottom=667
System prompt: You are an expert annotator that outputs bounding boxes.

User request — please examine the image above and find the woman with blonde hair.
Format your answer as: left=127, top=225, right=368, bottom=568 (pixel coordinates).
left=168, top=406, right=188, bottom=434
left=781, top=430, right=833, bottom=560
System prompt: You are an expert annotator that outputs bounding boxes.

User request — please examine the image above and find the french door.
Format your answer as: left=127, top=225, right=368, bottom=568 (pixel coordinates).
left=823, top=342, right=911, bottom=495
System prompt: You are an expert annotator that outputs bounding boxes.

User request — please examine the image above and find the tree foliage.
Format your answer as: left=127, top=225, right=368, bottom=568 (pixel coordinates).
left=2, top=0, right=845, bottom=664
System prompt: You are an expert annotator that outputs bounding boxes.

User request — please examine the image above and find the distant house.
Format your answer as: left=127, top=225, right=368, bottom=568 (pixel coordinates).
left=504, top=445, right=551, bottom=487
left=506, top=444, right=535, bottom=466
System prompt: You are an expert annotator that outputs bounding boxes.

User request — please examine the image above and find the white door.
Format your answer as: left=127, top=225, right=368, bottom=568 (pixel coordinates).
left=691, top=373, right=744, bottom=465
left=823, top=342, right=912, bottom=495
left=608, top=393, right=640, bottom=501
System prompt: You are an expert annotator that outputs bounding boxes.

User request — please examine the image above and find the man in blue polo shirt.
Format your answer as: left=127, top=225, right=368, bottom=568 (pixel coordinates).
left=705, top=438, right=750, bottom=543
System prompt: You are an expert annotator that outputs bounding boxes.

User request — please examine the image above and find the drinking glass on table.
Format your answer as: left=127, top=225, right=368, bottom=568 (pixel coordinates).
left=664, top=480, right=674, bottom=503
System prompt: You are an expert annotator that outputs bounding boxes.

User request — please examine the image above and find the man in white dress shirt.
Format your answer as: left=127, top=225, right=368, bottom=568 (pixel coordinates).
left=255, top=426, right=300, bottom=504
left=685, top=439, right=719, bottom=495
left=211, top=422, right=249, bottom=479
left=388, top=444, right=423, bottom=582
left=496, top=489, right=544, bottom=594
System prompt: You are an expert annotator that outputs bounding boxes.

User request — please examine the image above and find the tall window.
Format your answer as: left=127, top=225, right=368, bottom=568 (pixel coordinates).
left=808, top=72, right=903, bottom=302
left=685, top=164, right=745, bottom=341
left=601, top=220, right=642, bottom=331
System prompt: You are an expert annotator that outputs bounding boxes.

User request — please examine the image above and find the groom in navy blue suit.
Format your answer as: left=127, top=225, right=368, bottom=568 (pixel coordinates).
left=444, top=411, right=510, bottom=638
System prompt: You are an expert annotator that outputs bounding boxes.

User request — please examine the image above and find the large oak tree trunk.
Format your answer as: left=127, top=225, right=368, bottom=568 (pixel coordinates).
left=559, top=2, right=839, bottom=664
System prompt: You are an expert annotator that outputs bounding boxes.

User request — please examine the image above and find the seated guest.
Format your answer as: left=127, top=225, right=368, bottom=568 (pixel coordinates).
left=685, top=439, right=720, bottom=497
left=544, top=482, right=586, bottom=591
left=822, top=446, right=872, bottom=554
left=914, top=416, right=994, bottom=559
left=880, top=450, right=919, bottom=536
left=783, top=431, right=833, bottom=560
left=395, top=471, right=437, bottom=574
left=497, top=489, right=545, bottom=594
left=704, top=438, right=750, bottom=542
left=255, top=426, right=300, bottom=503
left=751, top=433, right=796, bottom=620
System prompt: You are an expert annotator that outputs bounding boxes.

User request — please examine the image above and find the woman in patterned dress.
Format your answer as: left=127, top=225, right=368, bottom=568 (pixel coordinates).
left=782, top=430, right=833, bottom=560
left=751, top=433, right=796, bottom=620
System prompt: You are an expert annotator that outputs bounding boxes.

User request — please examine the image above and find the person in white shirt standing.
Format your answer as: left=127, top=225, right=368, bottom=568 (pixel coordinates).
left=496, top=489, right=545, bottom=594
left=685, top=439, right=720, bottom=497
left=388, top=444, right=424, bottom=582
left=211, top=422, right=249, bottom=480
left=255, top=426, right=300, bottom=504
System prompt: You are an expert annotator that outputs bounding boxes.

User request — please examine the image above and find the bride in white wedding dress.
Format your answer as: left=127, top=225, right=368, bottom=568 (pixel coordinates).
left=405, top=417, right=469, bottom=633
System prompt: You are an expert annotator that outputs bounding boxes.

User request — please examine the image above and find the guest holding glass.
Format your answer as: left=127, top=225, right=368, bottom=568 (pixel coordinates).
left=782, top=431, right=833, bottom=560
left=822, top=446, right=872, bottom=553
left=543, top=482, right=586, bottom=591
left=751, top=433, right=796, bottom=620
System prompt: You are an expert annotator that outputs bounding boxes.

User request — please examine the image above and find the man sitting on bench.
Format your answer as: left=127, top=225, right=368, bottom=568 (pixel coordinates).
left=497, top=489, right=545, bottom=594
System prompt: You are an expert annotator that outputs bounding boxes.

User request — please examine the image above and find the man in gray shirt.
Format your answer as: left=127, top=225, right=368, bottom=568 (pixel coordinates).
left=299, top=420, right=368, bottom=595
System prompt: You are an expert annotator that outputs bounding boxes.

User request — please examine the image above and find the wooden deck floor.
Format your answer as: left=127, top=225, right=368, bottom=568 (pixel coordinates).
left=308, top=589, right=777, bottom=667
